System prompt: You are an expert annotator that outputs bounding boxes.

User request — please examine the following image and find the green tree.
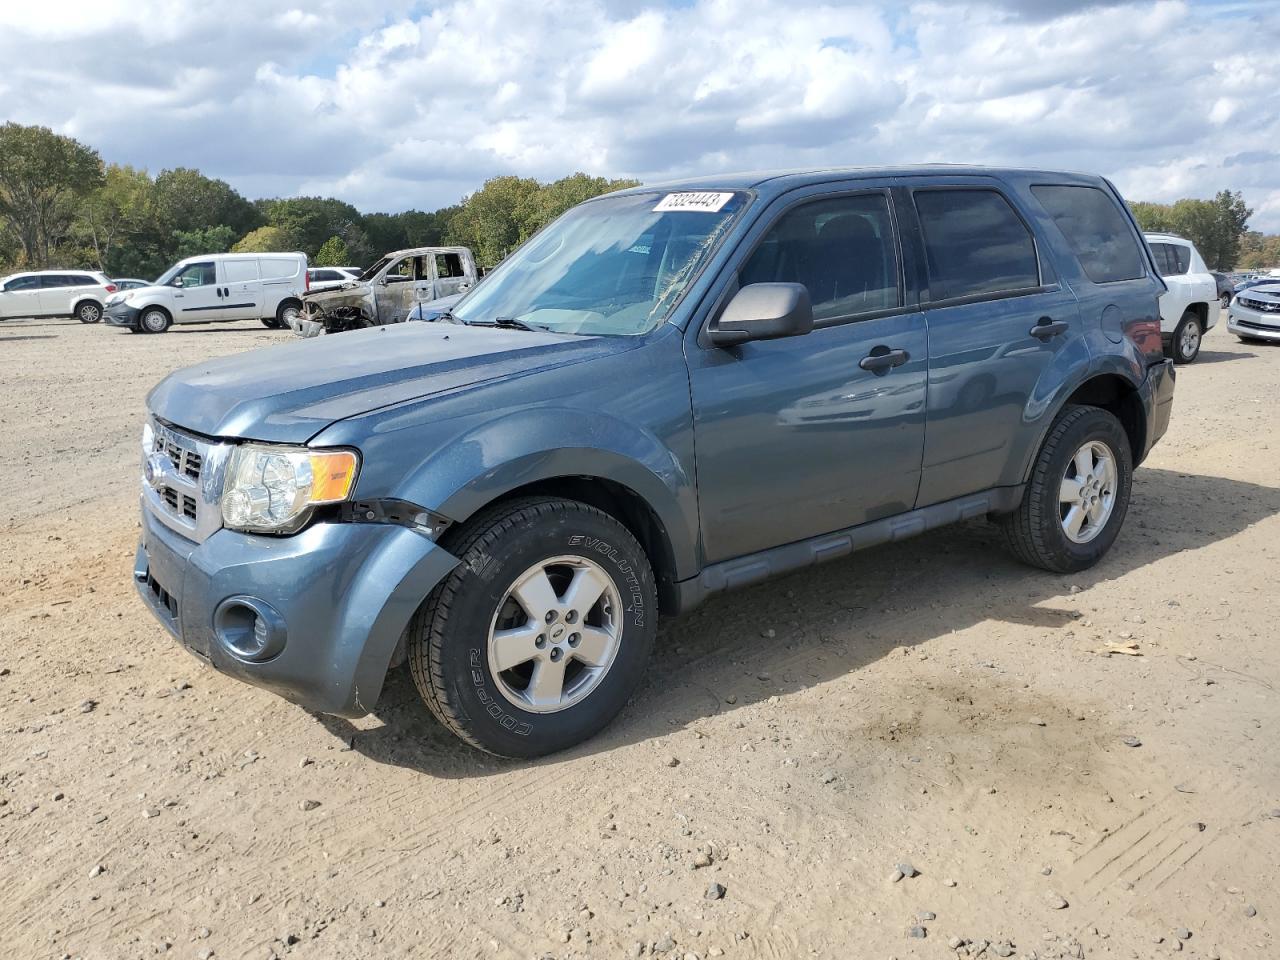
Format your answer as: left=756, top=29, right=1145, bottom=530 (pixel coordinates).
left=1237, top=231, right=1280, bottom=271
left=314, top=235, right=351, bottom=266
left=172, top=225, right=236, bottom=259
left=73, top=163, right=157, bottom=273
left=0, top=122, right=104, bottom=267
left=447, top=176, right=543, bottom=266
left=154, top=167, right=261, bottom=241
left=260, top=196, right=361, bottom=258
left=231, top=225, right=291, bottom=253
left=520, top=172, right=640, bottom=235
left=1129, top=190, right=1252, bottom=269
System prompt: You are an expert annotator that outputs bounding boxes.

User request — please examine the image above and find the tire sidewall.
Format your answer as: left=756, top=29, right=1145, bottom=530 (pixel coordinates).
left=1033, top=410, right=1133, bottom=571
left=429, top=508, right=657, bottom=756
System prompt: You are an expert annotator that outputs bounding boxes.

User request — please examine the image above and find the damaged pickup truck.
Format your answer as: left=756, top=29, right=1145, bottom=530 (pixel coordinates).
left=294, top=246, right=478, bottom=336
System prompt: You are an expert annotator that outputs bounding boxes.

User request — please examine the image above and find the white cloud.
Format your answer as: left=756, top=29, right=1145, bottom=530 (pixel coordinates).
left=1, top=0, right=1278, bottom=229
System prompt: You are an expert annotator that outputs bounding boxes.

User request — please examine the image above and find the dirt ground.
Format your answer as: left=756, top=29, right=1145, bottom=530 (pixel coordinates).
left=1, top=316, right=1278, bottom=960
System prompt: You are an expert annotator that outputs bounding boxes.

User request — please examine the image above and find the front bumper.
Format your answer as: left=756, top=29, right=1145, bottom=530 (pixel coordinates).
left=1138, top=357, right=1175, bottom=463
left=134, top=505, right=459, bottom=717
left=104, top=302, right=142, bottom=327
left=1227, top=302, right=1280, bottom=341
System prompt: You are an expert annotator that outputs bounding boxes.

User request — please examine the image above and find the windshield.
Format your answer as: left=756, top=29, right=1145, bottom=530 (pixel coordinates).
left=359, top=255, right=393, bottom=282
left=452, top=190, right=749, bottom=336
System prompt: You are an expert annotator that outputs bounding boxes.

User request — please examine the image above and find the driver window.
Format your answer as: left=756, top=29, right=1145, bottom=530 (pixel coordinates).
left=740, top=194, right=901, bottom=321
left=173, top=262, right=216, bottom=288
left=385, top=257, right=414, bottom=282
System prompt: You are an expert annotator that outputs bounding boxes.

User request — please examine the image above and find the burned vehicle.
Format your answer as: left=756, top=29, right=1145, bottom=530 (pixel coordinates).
left=295, top=246, right=477, bottom=336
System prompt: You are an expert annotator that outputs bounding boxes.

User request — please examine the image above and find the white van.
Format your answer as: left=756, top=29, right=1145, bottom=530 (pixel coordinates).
left=102, top=252, right=308, bottom=333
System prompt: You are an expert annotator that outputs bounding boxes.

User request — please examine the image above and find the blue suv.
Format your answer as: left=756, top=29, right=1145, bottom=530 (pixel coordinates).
left=136, top=167, right=1175, bottom=756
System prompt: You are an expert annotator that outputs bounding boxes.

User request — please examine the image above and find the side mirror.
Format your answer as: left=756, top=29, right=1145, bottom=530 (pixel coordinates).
left=708, top=282, right=814, bottom=347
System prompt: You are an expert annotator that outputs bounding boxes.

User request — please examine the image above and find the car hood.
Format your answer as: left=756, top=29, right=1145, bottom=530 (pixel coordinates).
left=1242, top=283, right=1280, bottom=299
left=147, top=322, right=637, bottom=443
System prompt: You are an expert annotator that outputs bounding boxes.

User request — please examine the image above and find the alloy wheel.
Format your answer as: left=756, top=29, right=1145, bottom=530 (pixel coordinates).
left=1059, top=440, right=1117, bottom=544
left=486, top=555, right=622, bottom=713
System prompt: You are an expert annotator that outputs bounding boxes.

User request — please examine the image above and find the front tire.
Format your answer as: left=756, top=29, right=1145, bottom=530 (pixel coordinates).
left=76, top=301, right=102, bottom=324
left=276, top=299, right=302, bottom=330
left=139, top=307, right=171, bottom=334
left=409, top=497, right=658, bottom=758
left=261, top=317, right=282, bottom=329
left=999, top=405, right=1133, bottom=573
left=1168, top=310, right=1202, bottom=364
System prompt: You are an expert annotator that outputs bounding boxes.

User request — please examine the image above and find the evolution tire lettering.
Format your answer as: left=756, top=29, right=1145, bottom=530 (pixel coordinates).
left=566, top=534, right=646, bottom=627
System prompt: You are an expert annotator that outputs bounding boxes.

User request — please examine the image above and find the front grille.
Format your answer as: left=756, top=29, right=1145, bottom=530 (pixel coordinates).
left=1240, top=296, right=1280, bottom=313
left=1236, top=318, right=1279, bottom=332
left=143, top=421, right=227, bottom=543
left=154, top=433, right=204, bottom=482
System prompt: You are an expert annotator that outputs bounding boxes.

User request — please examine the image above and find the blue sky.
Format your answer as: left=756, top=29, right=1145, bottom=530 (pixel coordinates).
left=1, top=0, right=1278, bottom=229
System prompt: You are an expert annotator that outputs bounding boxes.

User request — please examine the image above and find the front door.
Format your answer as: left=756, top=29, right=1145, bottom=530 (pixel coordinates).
left=168, top=260, right=222, bottom=322
left=374, top=254, right=432, bottom=323
left=687, top=187, right=928, bottom=564
left=0, top=275, right=44, bottom=317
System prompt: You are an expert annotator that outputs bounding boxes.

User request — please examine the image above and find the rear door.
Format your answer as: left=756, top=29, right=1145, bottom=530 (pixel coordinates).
left=687, top=183, right=929, bottom=564
left=219, top=259, right=262, bottom=320
left=37, top=274, right=76, bottom=314
left=906, top=180, right=1084, bottom=507
left=432, top=252, right=470, bottom=299
left=0, top=275, right=43, bottom=318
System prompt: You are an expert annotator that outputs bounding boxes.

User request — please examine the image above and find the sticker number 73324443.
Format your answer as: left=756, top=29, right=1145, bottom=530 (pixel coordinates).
left=653, top=192, right=735, bottom=213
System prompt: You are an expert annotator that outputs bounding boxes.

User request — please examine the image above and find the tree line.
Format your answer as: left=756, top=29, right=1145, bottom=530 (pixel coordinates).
left=0, top=122, right=635, bottom=278
left=3, top=120, right=1276, bottom=278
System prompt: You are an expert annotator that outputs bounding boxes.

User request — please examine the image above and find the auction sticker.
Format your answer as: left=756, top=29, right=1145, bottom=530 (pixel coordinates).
left=654, top=192, right=734, bottom=213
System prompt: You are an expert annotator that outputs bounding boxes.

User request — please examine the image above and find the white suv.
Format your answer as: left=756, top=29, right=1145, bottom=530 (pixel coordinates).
left=103, top=252, right=308, bottom=333
left=1144, top=233, right=1219, bottom=364
left=0, top=270, right=117, bottom=323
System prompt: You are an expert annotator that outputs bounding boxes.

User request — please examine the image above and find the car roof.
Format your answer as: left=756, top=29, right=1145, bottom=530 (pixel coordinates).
left=604, top=164, right=1111, bottom=201
left=1143, top=232, right=1191, bottom=245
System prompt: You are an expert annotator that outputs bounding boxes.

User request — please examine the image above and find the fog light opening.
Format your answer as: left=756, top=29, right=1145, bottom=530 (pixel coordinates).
left=213, top=597, right=287, bottom=662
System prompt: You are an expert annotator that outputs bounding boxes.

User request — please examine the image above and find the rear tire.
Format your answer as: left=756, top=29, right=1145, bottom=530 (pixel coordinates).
left=408, top=497, right=657, bottom=758
left=999, top=405, right=1133, bottom=573
left=76, top=301, right=102, bottom=324
left=1168, top=310, right=1202, bottom=364
left=139, top=307, right=171, bottom=334
left=276, top=299, right=302, bottom=331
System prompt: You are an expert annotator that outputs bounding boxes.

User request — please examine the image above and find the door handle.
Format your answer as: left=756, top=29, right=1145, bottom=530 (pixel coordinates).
left=1030, top=317, right=1069, bottom=340
left=859, top=346, right=910, bottom=373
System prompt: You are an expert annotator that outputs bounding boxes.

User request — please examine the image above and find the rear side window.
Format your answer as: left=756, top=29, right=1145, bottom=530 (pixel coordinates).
left=259, top=258, right=299, bottom=281
left=39, top=275, right=73, bottom=288
left=914, top=189, right=1040, bottom=301
left=740, top=192, right=901, bottom=321
left=1032, top=185, right=1145, bottom=283
left=1148, top=242, right=1189, bottom=278
left=435, top=253, right=465, bottom=278
left=224, top=260, right=259, bottom=283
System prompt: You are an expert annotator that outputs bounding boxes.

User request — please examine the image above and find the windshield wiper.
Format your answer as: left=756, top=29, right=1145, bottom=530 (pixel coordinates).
left=465, top=315, right=551, bottom=332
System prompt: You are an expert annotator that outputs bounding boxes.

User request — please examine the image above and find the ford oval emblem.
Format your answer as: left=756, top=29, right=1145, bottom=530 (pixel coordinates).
left=145, top=453, right=171, bottom=490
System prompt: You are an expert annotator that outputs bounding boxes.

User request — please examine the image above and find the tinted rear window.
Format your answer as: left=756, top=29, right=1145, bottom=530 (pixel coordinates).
left=1032, top=185, right=1145, bottom=283
left=914, top=189, right=1040, bottom=301
left=1149, top=242, right=1189, bottom=278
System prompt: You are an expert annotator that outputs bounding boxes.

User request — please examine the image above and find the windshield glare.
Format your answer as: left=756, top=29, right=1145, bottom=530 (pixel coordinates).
left=452, top=191, right=748, bottom=336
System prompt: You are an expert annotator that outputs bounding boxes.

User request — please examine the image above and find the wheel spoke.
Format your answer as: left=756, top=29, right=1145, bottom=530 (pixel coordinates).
left=1059, top=477, right=1084, bottom=504
left=573, top=627, right=614, bottom=667
left=527, top=656, right=568, bottom=706
left=1063, top=504, right=1086, bottom=538
left=490, top=623, right=543, bottom=672
left=561, top=564, right=609, bottom=618
left=1073, top=446, right=1093, bottom=480
left=1087, top=498, right=1107, bottom=526
left=512, top=567, right=560, bottom=622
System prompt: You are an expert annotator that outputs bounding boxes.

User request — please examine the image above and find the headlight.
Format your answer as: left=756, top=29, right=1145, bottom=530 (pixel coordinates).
left=221, top=444, right=359, bottom=533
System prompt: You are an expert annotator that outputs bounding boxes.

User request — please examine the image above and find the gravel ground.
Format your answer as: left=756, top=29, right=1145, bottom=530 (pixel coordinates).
left=1, top=316, right=1278, bottom=960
